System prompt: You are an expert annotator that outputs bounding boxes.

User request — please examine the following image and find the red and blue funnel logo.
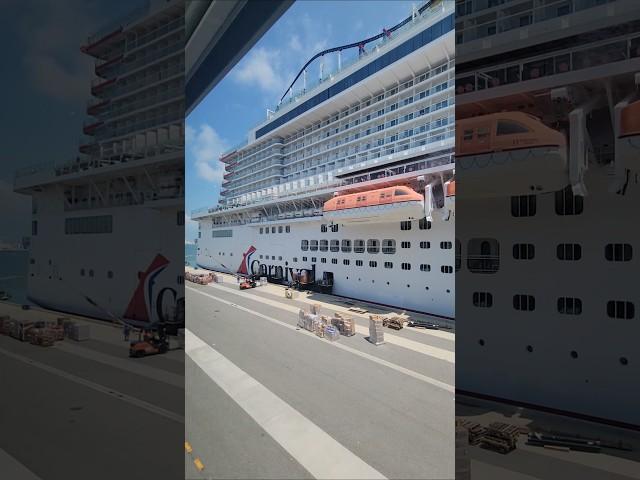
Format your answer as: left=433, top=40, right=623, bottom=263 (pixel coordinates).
left=124, top=254, right=169, bottom=323
left=237, top=246, right=256, bottom=275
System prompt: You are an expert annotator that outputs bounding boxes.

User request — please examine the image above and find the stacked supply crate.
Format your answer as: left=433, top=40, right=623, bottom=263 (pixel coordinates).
left=368, top=315, right=385, bottom=345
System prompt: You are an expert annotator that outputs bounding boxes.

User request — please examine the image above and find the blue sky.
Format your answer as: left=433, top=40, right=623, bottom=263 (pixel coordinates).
left=0, top=0, right=141, bottom=243
left=185, top=0, right=416, bottom=242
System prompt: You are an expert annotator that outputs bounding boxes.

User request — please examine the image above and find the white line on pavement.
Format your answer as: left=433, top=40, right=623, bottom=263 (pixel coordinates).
left=0, top=447, right=42, bottom=480
left=55, top=342, right=184, bottom=388
left=185, top=328, right=387, bottom=480
left=0, top=347, right=184, bottom=424
left=187, top=286, right=454, bottom=393
left=206, top=282, right=454, bottom=363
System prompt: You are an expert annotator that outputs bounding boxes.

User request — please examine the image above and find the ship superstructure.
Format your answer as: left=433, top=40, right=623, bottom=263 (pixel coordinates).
left=14, top=0, right=185, bottom=327
left=194, top=0, right=456, bottom=318
left=455, top=0, right=640, bottom=425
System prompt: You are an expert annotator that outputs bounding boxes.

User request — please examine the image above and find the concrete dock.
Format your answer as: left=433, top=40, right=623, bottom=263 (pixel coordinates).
left=185, top=275, right=456, bottom=479
left=0, top=301, right=184, bottom=480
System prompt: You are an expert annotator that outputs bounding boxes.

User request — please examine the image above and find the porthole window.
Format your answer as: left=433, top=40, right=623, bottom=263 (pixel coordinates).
left=343, top=259, right=350, bottom=266
left=285, top=226, right=290, bottom=233
left=607, top=300, right=634, bottom=319
left=555, top=187, right=583, bottom=216
left=332, top=258, right=338, bottom=264
left=278, top=226, right=283, bottom=233
left=557, top=243, right=582, bottom=261
left=354, top=239, right=365, bottom=253
left=473, top=292, right=493, bottom=307
left=420, top=264, right=431, bottom=272
left=557, top=297, right=582, bottom=315
left=513, top=294, right=535, bottom=311
left=341, top=239, right=352, bottom=253
left=301, top=240, right=308, bottom=251
left=321, top=224, right=328, bottom=233
left=355, top=260, right=363, bottom=266
left=420, top=241, right=430, bottom=249
left=367, top=239, right=380, bottom=254
left=382, top=239, right=396, bottom=254
left=605, top=243, right=632, bottom=262
left=513, top=243, right=535, bottom=260
left=369, top=261, right=377, bottom=268
left=271, top=227, right=276, bottom=233
left=401, top=263, right=411, bottom=270
left=400, top=220, right=412, bottom=231
left=419, top=218, right=431, bottom=230
left=310, top=240, right=318, bottom=251
left=384, top=261, right=393, bottom=269
left=440, top=241, right=452, bottom=249
left=511, top=195, right=536, bottom=217
left=320, top=240, right=328, bottom=252
left=302, top=256, right=307, bottom=261
left=401, top=241, right=411, bottom=249
left=330, top=240, right=339, bottom=252
left=441, top=265, right=453, bottom=274
left=293, top=257, right=298, bottom=262
left=321, top=258, right=326, bottom=263
left=311, top=257, right=316, bottom=262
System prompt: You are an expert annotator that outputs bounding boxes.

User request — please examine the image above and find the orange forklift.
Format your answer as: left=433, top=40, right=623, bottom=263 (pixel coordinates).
left=129, top=324, right=169, bottom=358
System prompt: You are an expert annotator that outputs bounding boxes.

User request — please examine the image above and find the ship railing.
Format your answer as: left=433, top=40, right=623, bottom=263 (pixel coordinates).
left=117, top=40, right=184, bottom=78
left=95, top=87, right=184, bottom=120
left=85, top=1, right=150, bottom=47
left=456, top=0, right=616, bottom=45
left=63, top=187, right=182, bottom=212
left=125, top=16, right=184, bottom=52
left=456, top=31, right=640, bottom=95
left=107, top=64, right=184, bottom=99
left=274, top=0, right=449, bottom=111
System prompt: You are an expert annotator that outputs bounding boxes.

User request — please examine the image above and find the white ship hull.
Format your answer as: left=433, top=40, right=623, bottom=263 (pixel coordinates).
left=196, top=212, right=455, bottom=319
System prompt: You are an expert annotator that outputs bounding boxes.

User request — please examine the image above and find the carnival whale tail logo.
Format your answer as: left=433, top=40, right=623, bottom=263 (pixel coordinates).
left=237, top=246, right=256, bottom=275
left=124, top=254, right=170, bottom=323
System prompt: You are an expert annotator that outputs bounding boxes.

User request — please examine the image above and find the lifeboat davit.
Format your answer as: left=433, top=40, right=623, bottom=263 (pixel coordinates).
left=616, top=100, right=640, bottom=173
left=323, top=186, right=424, bottom=223
left=456, top=112, right=568, bottom=198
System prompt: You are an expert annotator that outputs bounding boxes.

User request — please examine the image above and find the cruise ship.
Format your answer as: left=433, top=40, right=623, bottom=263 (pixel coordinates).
left=13, top=0, right=185, bottom=328
left=193, top=0, right=456, bottom=319
left=455, top=0, right=640, bottom=426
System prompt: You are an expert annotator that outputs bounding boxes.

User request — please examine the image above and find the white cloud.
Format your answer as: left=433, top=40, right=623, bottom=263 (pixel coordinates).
left=289, top=34, right=302, bottom=52
left=187, top=124, right=228, bottom=183
left=234, top=47, right=287, bottom=94
left=18, top=0, right=96, bottom=103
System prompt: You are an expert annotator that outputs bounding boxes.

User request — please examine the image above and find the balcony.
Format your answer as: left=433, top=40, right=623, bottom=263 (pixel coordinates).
left=83, top=121, right=104, bottom=135
left=95, top=54, right=123, bottom=77
left=91, top=77, right=117, bottom=95
left=87, top=99, right=110, bottom=115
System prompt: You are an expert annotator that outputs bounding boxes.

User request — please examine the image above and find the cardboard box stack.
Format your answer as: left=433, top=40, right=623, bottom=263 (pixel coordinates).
left=368, top=315, right=385, bottom=345
left=331, top=313, right=356, bottom=337
left=309, top=303, right=321, bottom=315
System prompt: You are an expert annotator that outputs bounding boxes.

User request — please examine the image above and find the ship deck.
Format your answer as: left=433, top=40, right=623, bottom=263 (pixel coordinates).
left=0, top=301, right=184, bottom=480
left=185, top=276, right=455, bottom=479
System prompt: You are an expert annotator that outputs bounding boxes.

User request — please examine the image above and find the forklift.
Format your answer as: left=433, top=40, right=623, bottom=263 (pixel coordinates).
left=129, top=324, right=170, bottom=358
left=239, top=275, right=257, bottom=290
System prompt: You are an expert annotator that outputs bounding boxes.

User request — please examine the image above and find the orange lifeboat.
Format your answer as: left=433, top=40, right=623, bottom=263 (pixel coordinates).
left=616, top=100, right=640, bottom=172
left=456, top=112, right=568, bottom=198
left=323, top=186, right=424, bottom=223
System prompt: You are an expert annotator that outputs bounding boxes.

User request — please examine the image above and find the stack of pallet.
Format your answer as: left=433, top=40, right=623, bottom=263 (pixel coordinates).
left=482, top=422, right=520, bottom=454
left=368, top=315, right=385, bottom=345
left=331, top=313, right=356, bottom=337
left=26, top=328, right=56, bottom=347
left=324, top=325, right=340, bottom=342
left=309, top=303, right=321, bottom=315
left=455, top=424, right=471, bottom=480
left=457, top=419, right=487, bottom=446
left=0, top=315, right=10, bottom=335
